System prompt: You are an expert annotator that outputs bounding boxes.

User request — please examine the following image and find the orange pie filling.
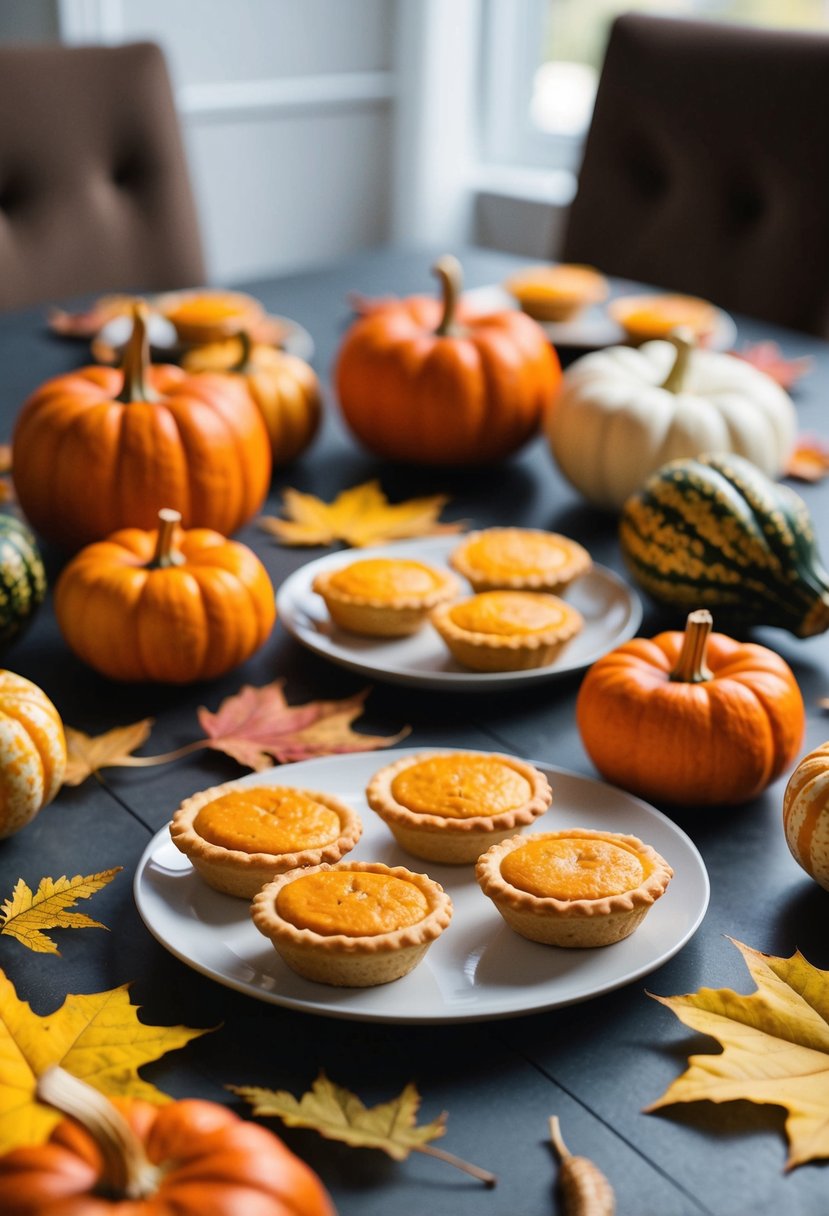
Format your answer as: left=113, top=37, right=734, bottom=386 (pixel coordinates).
left=193, top=788, right=344, bottom=854
left=390, top=755, right=532, bottom=820
left=447, top=592, right=575, bottom=637
left=501, top=836, right=653, bottom=900
left=459, top=531, right=576, bottom=580
left=275, top=870, right=430, bottom=937
left=326, top=558, right=446, bottom=602
left=162, top=291, right=261, bottom=327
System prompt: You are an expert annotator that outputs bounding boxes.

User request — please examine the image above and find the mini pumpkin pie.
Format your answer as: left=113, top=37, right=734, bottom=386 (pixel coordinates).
left=608, top=293, right=718, bottom=344
left=431, top=590, right=583, bottom=672
left=504, top=264, right=609, bottom=321
left=155, top=289, right=265, bottom=344
left=365, top=751, right=552, bottom=864
left=476, top=828, right=673, bottom=947
left=312, top=556, right=459, bottom=637
left=450, top=528, right=591, bottom=594
left=169, top=782, right=362, bottom=898
left=251, top=860, right=452, bottom=986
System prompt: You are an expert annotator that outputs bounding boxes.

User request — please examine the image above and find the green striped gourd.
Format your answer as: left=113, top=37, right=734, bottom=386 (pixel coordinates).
left=0, top=514, right=46, bottom=650
left=619, top=452, right=829, bottom=637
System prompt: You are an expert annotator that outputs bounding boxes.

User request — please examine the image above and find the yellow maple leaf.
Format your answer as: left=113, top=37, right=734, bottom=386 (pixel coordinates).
left=63, top=719, right=154, bottom=785
left=258, top=479, right=466, bottom=547
left=647, top=937, right=829, bottom=1169
left=0, top=869, right=122, bottom=954
left=0, top=967, right=212, bottom=1152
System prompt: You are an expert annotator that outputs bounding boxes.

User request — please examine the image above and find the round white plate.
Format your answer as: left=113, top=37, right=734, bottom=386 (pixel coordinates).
left=276, top=537, right=642, bottom=691
left=464, top=284, right=738, bottom=352
left=133, top=748, right=709, bottom=1024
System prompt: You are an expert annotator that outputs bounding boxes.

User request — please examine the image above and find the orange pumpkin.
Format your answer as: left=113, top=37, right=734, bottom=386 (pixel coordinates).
left=0, top=671, right=66, bottom=837
left=54, top=509, right=276, bottom=683
left=0, top=1066, right=336, bottom=1216
left=576, top=609, right=805, bottom=806
left=782, top=742, right=829, bottom=890
left=12, top=306, right=271, bottom=550
left=335, top=255, right=561, bottom=465
left=184, top=333, right=321, bottom=466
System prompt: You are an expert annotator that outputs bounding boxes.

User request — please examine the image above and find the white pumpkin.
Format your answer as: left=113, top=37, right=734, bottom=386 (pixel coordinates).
left=546, top=333, right=797, bottom=510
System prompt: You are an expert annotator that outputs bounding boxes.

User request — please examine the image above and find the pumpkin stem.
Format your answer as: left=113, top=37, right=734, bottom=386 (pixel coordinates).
left=433, top=254, right=463, bottom=337
left=660, top=327, right=695, bottom=393
left=231, top=329, right=255, bottom=373
left=148, top=508, right=185, bottom=569
left=36, top=1067, right=161, bottom=1200
left=670, top=609, right=714, bottom=683
left=118, top=303, right=159, bottom=404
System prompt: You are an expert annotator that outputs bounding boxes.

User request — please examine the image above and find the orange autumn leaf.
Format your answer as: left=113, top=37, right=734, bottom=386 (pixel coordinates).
left=0, top=869, right=122, bottom=954
left=730, top=341, right=813, bottom=389
left=647, top=937, right=829, bottom=1170
left=785, top=434, right=829, bottom=483
left=258, top=480, right=465, bottom=547
left=63, top=719, right=154, bottom=785
left=0, top=967, right=211, bottom=1152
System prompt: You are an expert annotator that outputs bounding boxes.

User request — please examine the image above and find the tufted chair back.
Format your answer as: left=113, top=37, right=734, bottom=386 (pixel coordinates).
left=0, top=41, right=205, bottom=311
left=561, top=14, right=829, bottom=337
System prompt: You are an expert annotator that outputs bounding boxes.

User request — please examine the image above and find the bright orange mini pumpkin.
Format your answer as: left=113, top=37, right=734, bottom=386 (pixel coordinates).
left=54, top=509, right=276, bottom=683
left=184, top=333, right=322, bottom=466
left=12, top=306, right=272, bottom=550
left=0, top=670, right=66, bottom=837
left=0, top=1066, right=336, bottom=1216
left=335, top=255, right=561, bottom=464
left=576, top=609, right=805, bottom=806
left=782, top=742, right=829, bottom=891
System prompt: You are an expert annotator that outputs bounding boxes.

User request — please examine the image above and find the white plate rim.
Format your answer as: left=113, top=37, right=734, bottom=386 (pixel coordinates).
left=275, top=536, right=643, bottom=691
left=133, top=748, right=710, bottom=1024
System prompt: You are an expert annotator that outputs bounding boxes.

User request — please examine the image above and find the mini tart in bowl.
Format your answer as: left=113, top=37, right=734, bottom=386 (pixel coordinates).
left=365, top=751, right=552, bottom=864
left=251, top=860, right=452, bottom=987
left=476, top=829, right=673, bottom=947
left=431, top=590, right=583, bottom=672
left=155, top=288, right=265, bottom=344
left=504, top=264, right=609, bottom=321
left=170, top=782, right=362, bottom=898
left=450, top=528, right=591, bottom=594
left=608, top=293, right=718, bottom=343
left=312, top=556, right=459, bottom=637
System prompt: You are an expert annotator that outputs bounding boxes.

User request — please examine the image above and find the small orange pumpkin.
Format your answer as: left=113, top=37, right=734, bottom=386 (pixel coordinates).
left=184, top=333, right=321, bottom=466
left=0, top=671, right=66, bottom=837
left=54, top=509, right=276, bottom=683
left=0, top=1066, right=336, bottom=1216
left=12, top=306, right=271, bottom=550
left=782, top=742, right=829, bottom=890
left=576, top=609, right=805, bottom=806
left=335, top=255, right=561, bottom=465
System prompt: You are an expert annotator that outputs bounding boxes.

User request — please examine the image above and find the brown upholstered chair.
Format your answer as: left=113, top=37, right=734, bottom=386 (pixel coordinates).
left=561, top=13, right=829, bottom=337
left=0, top=41, right=205, bottom=311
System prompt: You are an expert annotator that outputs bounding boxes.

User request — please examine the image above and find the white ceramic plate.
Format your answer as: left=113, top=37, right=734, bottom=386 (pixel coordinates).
left=464, top=284, right=738, bottom=352
left=133, top=749, right=709, bottom=1024
left=276, top=537, right=642, bottom=691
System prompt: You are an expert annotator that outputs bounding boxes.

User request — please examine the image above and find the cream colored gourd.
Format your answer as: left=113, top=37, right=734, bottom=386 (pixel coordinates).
left=783, top=742, right=829, bottom=891
left=546, top=331, right=797, bottom=509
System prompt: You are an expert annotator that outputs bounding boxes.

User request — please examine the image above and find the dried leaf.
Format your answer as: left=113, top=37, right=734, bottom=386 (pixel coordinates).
left=0, top=869, right=122, bottom=954
left=259, top=479, right=465, bottom=548
left=647, top=937, right=829, bottom=1169
left=0, top=967, right=211, bottom=1152
left=549, top=1116, right=615, bottom=1216
left=47, top=295, right=140, bottom=339
left=198, top=681, right=408, bottom=769
left=785, top=434, right=829, bottom=483
left=730, top=341, right=813, bottom=388
left=63, top=719, right=154, bottom=785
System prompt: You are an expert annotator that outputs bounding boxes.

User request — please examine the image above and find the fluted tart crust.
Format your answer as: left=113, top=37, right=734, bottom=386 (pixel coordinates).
left=431, top=590, right=583, bottom=672
left=449, top=528, right=591, bottom=594
left=313, top=556, right=459, bottom=637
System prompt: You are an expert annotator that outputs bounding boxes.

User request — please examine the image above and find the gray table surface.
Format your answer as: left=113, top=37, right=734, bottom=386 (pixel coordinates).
left=0, top=245, right=827, bottom=1216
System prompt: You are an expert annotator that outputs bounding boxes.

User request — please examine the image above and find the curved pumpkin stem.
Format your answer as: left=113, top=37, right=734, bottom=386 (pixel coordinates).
left=119, top=303, right=159, bottom=404
left=670, top=609, right=714, bottom=683
left=148, top=508, right=185, bottom=569
left=36, top=1067, right=161, bottom=1200
left=660, top=327, right=695, bottom=393
left=432, top=255, right=463, bottom=337
left=231, top=329, right=256, bottom=373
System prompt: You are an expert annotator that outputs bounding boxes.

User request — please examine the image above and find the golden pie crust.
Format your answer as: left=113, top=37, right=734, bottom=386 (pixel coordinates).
left=450, top=528, right=591, bottom=594
left=251, top=860, right=452, bottom=986
left=431, top=590, right=583, bottom=672
left=504, top=264, right=609, bottom=321
left=155, top=289, right=264, bottom=343
left=476, top=828, right=673, bottom=947
left=365, top=751, right=552, bottom=864
left=169, top=781, right=362, bottom=898
left=313, top=557, right=459, bottom=637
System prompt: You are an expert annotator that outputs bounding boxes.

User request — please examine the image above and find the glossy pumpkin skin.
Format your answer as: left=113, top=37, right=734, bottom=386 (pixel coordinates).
left=0, top=515, right=46, bottom=652
left=0, top=1096, right=336, bottom=1216
left=619, top=452, right=829, bottom=637
left=184, top=338, right=322, bottom=466
left=0, top=670, right=66, bottom=837
left=12, top=312, right=272, bottom=551
left=336, top=257, right=561, bottom=465
left=576, top=627, right=805, bottom=806
left=783, top=743, right=829, bottom=891
left=54, top=517, right=276, bottom=684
